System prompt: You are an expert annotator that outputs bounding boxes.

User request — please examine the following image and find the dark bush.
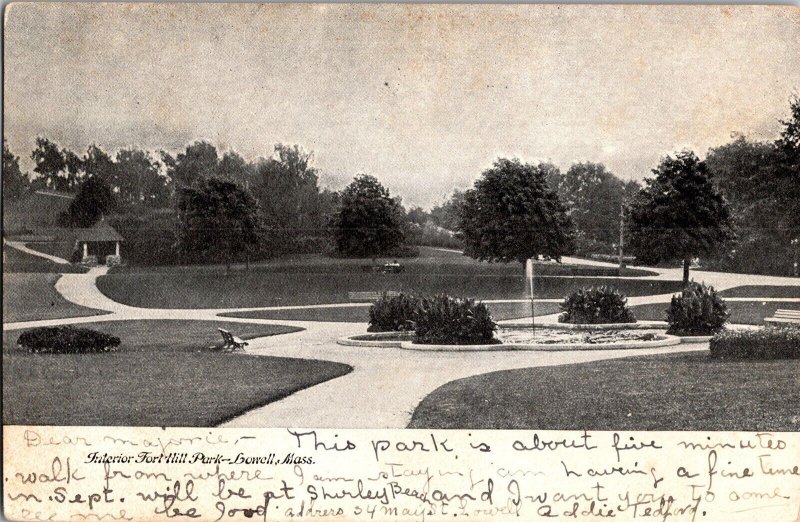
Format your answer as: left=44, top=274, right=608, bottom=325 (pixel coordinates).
left=710, top=328, right=800, bottom=360
left=558, top=286, right=636, bottom=324
left=415, top=294, right=497, bottom=345
left=368, top=293, right=420, bottom=332
left=17, top=326, right=121, bottom=354
left=667, top=281, right=729, bottom=335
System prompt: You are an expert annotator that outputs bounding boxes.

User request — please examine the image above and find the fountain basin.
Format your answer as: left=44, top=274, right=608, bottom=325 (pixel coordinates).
left=338, top=327, right=684, bottom=351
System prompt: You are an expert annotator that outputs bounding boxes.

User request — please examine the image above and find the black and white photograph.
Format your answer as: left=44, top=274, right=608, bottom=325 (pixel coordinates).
left=4, top=4, right=800, bottom=521
left=3, top=3, right=799, bottom=433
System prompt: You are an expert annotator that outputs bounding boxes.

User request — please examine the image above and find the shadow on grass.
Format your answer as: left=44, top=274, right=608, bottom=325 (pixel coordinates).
left=408, top=352, right=800, bottom=431
left=3, top=320, right=352, bottom=426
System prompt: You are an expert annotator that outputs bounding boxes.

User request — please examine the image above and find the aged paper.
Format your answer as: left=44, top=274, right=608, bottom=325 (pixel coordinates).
left=4, top=3, right=800, bottom=521
left=5, top=426, right=800, bottom=521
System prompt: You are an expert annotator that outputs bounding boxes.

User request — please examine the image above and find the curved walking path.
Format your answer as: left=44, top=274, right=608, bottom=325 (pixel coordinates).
left=4, top=244, right=799, bottom=428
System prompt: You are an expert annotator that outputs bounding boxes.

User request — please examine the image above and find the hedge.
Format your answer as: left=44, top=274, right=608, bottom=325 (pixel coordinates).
left=17, top=326, right=121, bottom=354
left=709, top=328, right=800, bottom=360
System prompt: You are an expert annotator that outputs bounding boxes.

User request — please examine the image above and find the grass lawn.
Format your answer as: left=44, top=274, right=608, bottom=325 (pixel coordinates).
left=220, top=301, right=563, bottom=323
left=632, top=300, right=800, bottom=325
left=3, top=320, right=351, bottom=426
left=719, top=285, right=800, bottom=298
left=408, top=352, right=800, bottom=431
left=99, top=249, right=678, bottom=309
left=3, top=273, right=107, bottom=323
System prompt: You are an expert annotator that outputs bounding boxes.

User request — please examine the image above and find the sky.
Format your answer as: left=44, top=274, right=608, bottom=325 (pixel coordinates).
left=4, top=3, right=799, bottom=209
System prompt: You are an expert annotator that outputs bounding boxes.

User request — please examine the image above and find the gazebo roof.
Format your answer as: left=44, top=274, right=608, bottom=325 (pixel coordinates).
left=74, top=221, right=124, bottom=242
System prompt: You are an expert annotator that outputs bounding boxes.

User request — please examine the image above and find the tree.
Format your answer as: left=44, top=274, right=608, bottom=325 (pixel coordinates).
left=62, top=149, right=84, bottom=190
left=59, top=176, right=117, bottom=228
left=115, top=148, right=170, bottom=207
left=457, top=158, right=575, bottom=269
left=553, top=162, right=627, bottom=253
left=216, top=151, right=252, bottom=187
left=163, top=141, right=219, bottom=187
left=331, top=174, right=408, bottom=257
left=83, top=144, right=116, bottom=185
left=31, top=137, right=68, bottom=190
left=176, top=177, right=262, bottom=273
left=251, top=144, right=329, bottom=252
left=628, top=150, right=733, bottom=284
left=2, top=140, right=30, bottom=202
left=406, top=206, right=429, bottom=227
left=703, top=97, right=800, bottom=275
left=430, top=190, right=466, bottom=231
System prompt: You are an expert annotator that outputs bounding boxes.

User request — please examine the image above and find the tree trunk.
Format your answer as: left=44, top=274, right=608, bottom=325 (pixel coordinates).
left=525, top=260, right=535, bottom=330
left=683, top=258, right=691, bottom=286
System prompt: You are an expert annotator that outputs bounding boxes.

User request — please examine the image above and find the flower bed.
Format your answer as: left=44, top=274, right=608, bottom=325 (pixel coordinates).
left=339, top=327, right=682, bottom=351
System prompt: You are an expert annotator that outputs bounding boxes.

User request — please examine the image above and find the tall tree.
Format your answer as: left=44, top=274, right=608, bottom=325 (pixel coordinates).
left=163, top=141, right=219, bottom=187
left=628, top=150, right=733, bottom=284
left=704, top=97, right=800, bottom=275
left=252, top=144, right=327, bottom=250
left=2, top=140, right=30, bottom=202
left=457, top=158, right=575, bottom=270
left=59, top=176, right=117, bottom=228
left=62, top=149, right=84, bottom=190
left=216, top=151, right=252, bottom=187
left=555, top=162, right=625, bottom=251
left=31, top=137, right=68, bottom=190
left=430, top=190, right=466, bottom=231
left=177, top=177, right=262, bottom=273
left=83, top=144, right=117, bottom=185
left=331, top=174, right=408, bottom=257
left=116, top=148, right=170, bottom=207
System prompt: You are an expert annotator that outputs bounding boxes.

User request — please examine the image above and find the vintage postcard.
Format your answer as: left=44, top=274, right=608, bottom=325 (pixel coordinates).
left=3, top=3, right=799, bottom=521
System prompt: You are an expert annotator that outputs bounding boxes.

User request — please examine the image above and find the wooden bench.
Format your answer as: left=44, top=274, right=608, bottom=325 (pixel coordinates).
left=764, top=309, right=800, bottom=327
left=217, top=328, right=248, bottom=352
left=348, top=291, right=401, bottom=302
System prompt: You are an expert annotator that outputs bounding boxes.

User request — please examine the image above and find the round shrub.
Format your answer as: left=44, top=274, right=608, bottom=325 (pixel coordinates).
left=414, top=294, right=497, bottom=345
left=667, top=281, right=729, bottom=335
left=17, top=326, right=121, bottom=354
left=558, top=286, right=636, bottom=324
left=710, top=328, right=800, bottom=360
left=368, top=293, right=420, bottom=332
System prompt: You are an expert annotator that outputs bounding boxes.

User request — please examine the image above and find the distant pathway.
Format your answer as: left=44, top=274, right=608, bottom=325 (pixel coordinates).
left=4, top=240, right=70, bottom=265
left=4, top=247, right=799, bottom=428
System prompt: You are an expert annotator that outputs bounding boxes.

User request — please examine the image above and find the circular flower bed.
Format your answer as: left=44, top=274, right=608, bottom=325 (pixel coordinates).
left=339, top=327, right=682, bottom=351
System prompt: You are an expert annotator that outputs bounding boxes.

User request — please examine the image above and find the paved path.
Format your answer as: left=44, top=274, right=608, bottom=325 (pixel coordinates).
left=4, top=243, right=799, bottom=428
left=5, top=240, right=71, bottom=265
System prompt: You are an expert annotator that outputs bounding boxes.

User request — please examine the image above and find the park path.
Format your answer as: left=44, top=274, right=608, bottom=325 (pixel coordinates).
left=4, top=241, right=799, bottom=428
left=4, top=240, right=71, bottom=265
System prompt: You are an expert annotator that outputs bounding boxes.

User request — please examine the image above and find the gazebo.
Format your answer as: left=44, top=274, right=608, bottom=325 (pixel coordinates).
left=74, top=221, right=124, bottom=265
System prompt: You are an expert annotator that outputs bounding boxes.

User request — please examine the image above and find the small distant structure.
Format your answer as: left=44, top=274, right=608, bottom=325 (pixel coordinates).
left=73, top=221, right=124, bottom=266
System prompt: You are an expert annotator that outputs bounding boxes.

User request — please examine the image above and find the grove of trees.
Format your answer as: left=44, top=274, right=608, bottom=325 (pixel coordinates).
left=4, top=95, right=797, bottom=273
left=704, top=97, right=800, bottom=275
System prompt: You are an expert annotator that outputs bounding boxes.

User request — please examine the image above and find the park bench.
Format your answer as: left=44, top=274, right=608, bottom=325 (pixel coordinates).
left=764, top=309, right=800, bottom=327
left=217, top=328, right=248, bottom=352
left=348, top=291, right=401, bottom=302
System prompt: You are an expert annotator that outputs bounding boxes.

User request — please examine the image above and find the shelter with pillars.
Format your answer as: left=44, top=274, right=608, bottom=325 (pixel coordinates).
left=73, top=221, right=124, bottom=266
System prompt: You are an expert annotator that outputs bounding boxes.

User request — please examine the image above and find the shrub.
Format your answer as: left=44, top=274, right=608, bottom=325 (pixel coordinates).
left=667, top=281, right=729, bottom=335
left=415, top=294, right=497, bottom=345
left=558, top=286, right=636, bottom=324
left=17, top=326, right=121, bottom=354
left=368, top=293, right=420, bottom=332
left=710, top=328, right=800, bottom=360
